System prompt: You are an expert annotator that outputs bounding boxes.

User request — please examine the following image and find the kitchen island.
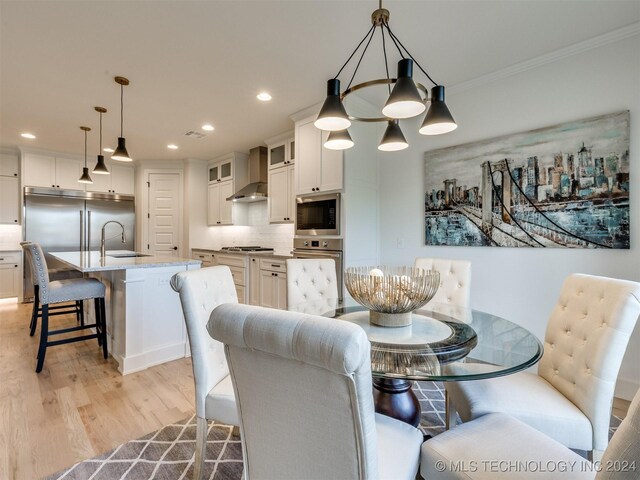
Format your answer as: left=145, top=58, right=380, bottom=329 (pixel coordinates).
left=50, top=251, right=201, bottom=375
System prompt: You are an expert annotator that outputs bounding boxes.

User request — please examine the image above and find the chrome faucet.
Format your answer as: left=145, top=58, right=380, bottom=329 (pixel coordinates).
left=101, top=221, right=127, bottom=257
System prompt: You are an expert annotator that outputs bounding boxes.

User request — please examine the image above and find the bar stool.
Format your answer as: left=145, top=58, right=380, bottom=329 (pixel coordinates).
left=25, top=242, right=108, bottom=373
left=20, top=242, right=84, bottom=336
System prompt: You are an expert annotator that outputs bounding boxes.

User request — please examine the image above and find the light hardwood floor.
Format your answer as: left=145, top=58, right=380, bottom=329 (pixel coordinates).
left=0, top=299, right=196, bottom=480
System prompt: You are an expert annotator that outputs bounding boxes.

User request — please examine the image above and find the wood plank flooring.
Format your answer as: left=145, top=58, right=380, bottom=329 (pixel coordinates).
left=0, top=299, right=196, bottom=480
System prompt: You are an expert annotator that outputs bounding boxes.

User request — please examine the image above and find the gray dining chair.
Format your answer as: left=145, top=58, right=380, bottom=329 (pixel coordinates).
left=24, top=242, right=107, bottom=372
left=209, top=303, right=423, bottom=480
left=286, top=258, right=338, bottom=314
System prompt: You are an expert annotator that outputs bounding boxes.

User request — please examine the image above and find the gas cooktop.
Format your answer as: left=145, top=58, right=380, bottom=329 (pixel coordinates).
left=220, top=246, right=275, bottom=252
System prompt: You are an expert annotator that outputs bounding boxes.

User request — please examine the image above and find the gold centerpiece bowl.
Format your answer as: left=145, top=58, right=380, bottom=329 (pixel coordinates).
left=344, top=266, right=440, bottom=327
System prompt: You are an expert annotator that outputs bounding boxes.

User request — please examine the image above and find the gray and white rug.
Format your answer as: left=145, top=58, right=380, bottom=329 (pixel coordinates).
left=46, top=382, right=620, bottom=480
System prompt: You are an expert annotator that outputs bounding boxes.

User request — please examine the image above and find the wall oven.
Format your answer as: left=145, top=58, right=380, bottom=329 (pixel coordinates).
left=295, top=193, right=340, bottom=237
left=293, top=237, right=343, bottom=302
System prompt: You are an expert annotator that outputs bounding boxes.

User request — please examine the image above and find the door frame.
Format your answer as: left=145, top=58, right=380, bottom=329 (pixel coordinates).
left=141, top=169, right=184, bottom=258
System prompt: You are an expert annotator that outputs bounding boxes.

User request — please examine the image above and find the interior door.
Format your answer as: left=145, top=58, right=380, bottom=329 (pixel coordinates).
left=148, top=173, right=181, bottom=256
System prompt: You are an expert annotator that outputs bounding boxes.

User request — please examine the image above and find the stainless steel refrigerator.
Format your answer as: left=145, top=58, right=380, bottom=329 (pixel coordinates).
left=23, top=187, right=135, bottom=301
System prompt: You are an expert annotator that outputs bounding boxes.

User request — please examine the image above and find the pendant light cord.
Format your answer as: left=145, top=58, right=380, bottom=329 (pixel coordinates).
left=84, top=130, right=88, bottom=167
left=346, top=25, right=377, bottom=90
left=120, top=84, right=124, bottom=137
left=380, top=26, right=391, bottom=95
left=99, top=112, right=103, bottom=151
left=384, top=21, right=438, bottom=86
left=334, top=24, right=375, bottom=80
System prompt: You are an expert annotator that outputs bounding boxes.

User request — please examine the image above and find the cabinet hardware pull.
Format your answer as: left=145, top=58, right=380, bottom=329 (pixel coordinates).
left=271, top=264, right=280, bottom=268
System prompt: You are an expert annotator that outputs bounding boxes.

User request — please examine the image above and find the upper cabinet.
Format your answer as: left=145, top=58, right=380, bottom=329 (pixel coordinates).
left=207, top=152, right=248, bottom=226
left=294, top=117, right=343, bottom=195
left=268, top=135, right=295, bottom=170
left=87, top=164, right=134, bottom=194
left=0, top=151, right=20, bottom=225
left=266, top=131, right=296, bottom=224
left=22, top=152, right=134, bottom=195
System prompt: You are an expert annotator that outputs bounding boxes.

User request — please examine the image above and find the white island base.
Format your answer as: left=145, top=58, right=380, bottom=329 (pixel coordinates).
left=50, top=251, right=200, bottom=375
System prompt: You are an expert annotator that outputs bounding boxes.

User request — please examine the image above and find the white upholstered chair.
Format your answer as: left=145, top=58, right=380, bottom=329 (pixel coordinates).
left=170, top=266, right=240, bottom=480
left=414, top=258, right=471, bottom=310
left=421, top=386, right=640, bottom=479
left=208, top=303, right=423, bottom=480
left=446, top=274, right=640, bottom=460
left=286, top=258, right=338, bottom=314
left=415, top=257, right=472, bottom=428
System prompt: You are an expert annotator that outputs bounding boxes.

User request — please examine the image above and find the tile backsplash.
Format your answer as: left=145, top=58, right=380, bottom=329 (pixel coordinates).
left=198, top=203, right=294, bottom=253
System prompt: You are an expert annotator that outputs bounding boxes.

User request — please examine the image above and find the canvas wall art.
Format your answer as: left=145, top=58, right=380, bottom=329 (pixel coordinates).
left=424, top=111, right=630, bottom=248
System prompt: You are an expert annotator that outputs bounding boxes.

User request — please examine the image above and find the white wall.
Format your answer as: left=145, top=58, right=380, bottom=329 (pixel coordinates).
left=378, top=35, right=640, bottom=399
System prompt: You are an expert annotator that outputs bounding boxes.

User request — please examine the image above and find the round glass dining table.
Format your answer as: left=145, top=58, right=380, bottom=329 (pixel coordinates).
left=290, top=299, right=543, bottom=427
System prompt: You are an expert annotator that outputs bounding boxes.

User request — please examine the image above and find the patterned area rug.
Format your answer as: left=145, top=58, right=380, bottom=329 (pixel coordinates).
left=46, top=382, right=620, bottom=480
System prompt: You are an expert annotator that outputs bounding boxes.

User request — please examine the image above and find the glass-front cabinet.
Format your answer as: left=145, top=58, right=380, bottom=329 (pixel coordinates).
left=267, top=132, right=295, bottom=170
left=208, top=158, right=234, bottom=184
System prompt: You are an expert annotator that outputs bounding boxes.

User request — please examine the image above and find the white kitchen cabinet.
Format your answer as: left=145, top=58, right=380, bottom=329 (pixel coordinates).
left=249, top=256, right=260, bottom=305
left=288, top=164, right=296, bottom=219
left=0, top=252, right=21, bottom=299
left=23, top=153, right=85, bottom=191
left=267, top=133, right=295, bottom=171
left=208, top=152, right=247, bottom=184
left=219, top=181, right=233, bottom=225
left=294, top=117, right=343, bottom=195
left=207, top=183, right=221, bottom=225
left=0, top=177, right=20, bottom=224
left=216, top=253, right=247, bottom=303
left=0, top=152, right=19, bottom=177
left=207, top=181, right=233, bottom=226
left=207, top=152, right=248, bottom=226
left=89, top=164, right=134, bottom=194
left=259, top=258, right=287, bottom=309
left=268, top=164, right=295, bottom=223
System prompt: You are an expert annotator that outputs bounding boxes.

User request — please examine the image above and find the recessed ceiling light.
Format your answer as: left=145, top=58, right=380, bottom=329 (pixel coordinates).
left=103, top=147, right=115, bottom=153
left=167, top=144, right=179, bottom=150
left=257, top=92, right=272, bottom=101
left=21, top=132, right=36, bottom=139
left=202, top=124, right=215, bottom=131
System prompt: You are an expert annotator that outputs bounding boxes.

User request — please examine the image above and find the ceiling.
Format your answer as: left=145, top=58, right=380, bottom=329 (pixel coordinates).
left=1, top=1, right=639, bottom=162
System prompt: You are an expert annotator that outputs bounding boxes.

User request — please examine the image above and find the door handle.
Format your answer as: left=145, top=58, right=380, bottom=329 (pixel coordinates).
left=173, top=246, right=178, bottom=250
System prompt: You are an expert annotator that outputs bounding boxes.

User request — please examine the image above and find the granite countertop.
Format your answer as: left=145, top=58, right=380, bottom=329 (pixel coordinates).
left=50, top=250, right=201, bottom=273
left=192, top=248, right=294, bottom=259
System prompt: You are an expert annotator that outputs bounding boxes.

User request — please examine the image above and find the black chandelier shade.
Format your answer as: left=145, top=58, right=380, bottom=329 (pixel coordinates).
left=382, top=59, right=426, bottom=119
left=93, top=154, right=109, bottom=174
left=324, top=128, right=354, bottom=150
left=112, top=136, right=132, bottom=162
left=420, top=85, right=457, bottom=135
left=314, top=79, right=351, bottom=131
left=378, top=119, right=408, bottom=151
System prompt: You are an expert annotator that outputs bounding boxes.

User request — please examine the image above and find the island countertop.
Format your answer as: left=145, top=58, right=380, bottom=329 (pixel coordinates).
left=50, top=250, right=201, bottom=273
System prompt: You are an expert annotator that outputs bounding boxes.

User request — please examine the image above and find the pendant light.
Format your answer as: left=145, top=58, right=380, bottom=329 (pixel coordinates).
left=419, top=86, right=458, bottom=135
left=378, top=120, right=408, bottom=151
left=78, top=126, right=93, bottom=184
left=324, top=129, right=354, bottom=150
left=92, top=106, right=110, bottom=174
left=382, top=59, right=426, bottom=119
left=314, top=79, right=351, bottom=131
left=111, top=76, right=132, bottom=162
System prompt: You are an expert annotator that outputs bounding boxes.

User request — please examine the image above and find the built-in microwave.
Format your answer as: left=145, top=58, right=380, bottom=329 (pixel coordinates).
left=295, top=193, right=340, bottom=236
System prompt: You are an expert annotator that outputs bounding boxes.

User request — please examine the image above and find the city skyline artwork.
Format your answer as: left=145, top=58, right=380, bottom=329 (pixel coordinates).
left=424, top=110, right=630, bottom=248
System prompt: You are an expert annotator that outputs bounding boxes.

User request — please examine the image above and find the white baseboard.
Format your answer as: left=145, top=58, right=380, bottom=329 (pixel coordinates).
left=115, top=342, right=188, bottom=375
left=615, top=377, right=639, bottom=401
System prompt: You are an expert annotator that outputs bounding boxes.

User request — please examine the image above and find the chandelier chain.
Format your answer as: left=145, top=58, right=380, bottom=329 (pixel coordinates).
left=384, top=22, right=438, bottom=86
left=346, top=25, right=377, bottom=91
left=334, top=24, right=375, bottom=80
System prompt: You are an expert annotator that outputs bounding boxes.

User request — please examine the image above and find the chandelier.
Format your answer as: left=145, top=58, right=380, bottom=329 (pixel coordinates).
left=315, top=1, right=457, bottom=151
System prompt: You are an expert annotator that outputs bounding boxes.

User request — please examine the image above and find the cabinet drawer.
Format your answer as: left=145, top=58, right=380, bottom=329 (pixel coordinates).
left=228, top=266, right=246, bottom=286
left=260, top=258, right=286, bottom=273
left=0, top=252, right=20, bottom=265
left=217, top=254, right=246, bottom=268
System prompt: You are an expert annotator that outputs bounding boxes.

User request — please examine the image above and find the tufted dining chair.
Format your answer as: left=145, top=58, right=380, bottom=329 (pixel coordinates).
left=446, top=273, right=640, bottom=460
left=24, top=242, right=107, bottom=372
left=208, top=303, right=423, bottom=480
left=415, top=257, right=471, bottom=429
left=420, top=383, right=640, bottom=479
left=286, top=258, right=338, bottom=313
left=170, top=266, right=240, bottom=480
left=414, top=258, right=471, bottom=310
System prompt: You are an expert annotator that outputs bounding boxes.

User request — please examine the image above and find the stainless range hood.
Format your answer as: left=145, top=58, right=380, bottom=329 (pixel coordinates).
left=226, top=146, right=268, bottom=203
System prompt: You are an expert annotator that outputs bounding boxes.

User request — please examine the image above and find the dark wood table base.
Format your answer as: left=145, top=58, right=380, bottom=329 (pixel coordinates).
left=372, top=378, right=421, bottom=427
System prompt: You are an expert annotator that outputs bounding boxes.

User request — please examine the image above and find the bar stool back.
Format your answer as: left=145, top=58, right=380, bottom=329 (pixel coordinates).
left=24, top=242, right=108, bottom=372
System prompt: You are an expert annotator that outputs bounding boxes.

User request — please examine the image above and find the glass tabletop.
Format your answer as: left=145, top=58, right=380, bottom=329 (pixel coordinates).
left=290, top=298, right=543, bottom=382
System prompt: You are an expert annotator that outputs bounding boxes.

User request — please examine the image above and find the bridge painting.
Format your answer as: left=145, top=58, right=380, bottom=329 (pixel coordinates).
left=424, top=111, right=630, bottom=248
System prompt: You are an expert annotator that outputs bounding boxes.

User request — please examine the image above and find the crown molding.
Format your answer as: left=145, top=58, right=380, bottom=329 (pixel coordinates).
left=449, top=21, right=640, bottom=95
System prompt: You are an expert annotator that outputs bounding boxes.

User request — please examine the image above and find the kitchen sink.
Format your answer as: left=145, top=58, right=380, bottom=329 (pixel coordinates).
left=108, top=253, right=151, bottom=258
